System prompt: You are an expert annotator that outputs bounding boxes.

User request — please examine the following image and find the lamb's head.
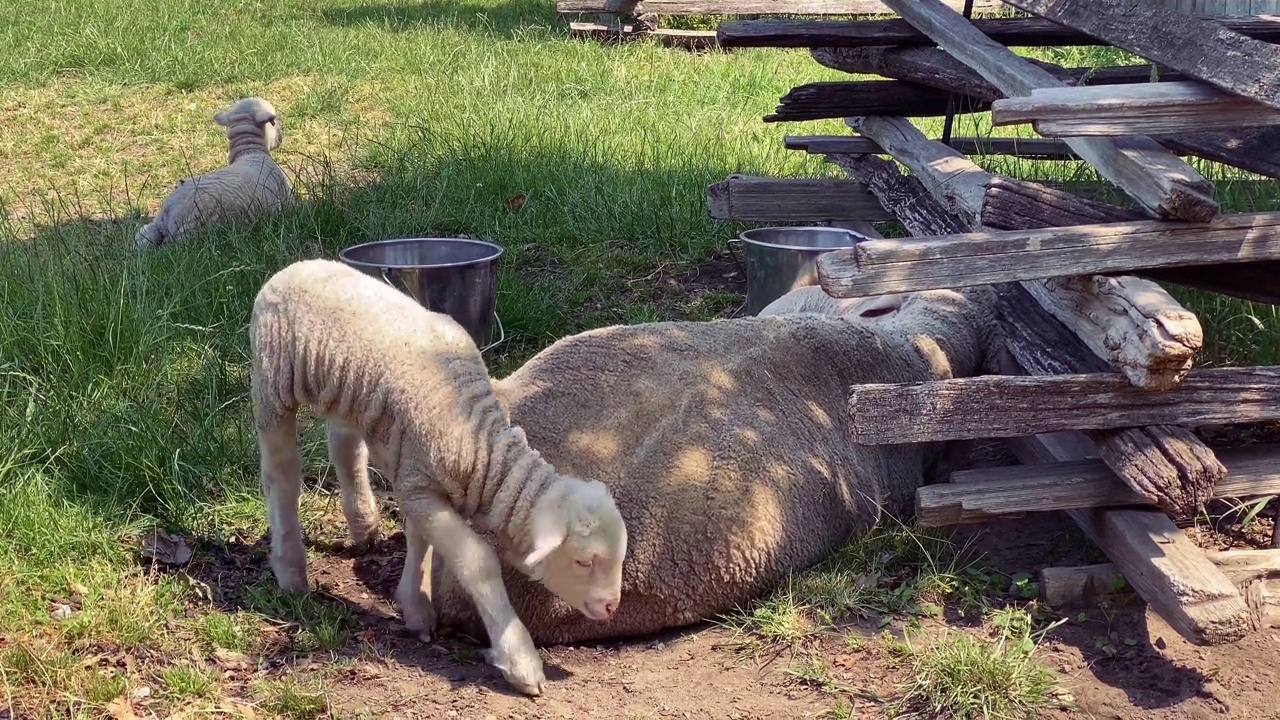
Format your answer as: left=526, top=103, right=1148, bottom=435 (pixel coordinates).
left=518, top=475, right=627, bottom=622
left=213, top=96, right=283, bottom=151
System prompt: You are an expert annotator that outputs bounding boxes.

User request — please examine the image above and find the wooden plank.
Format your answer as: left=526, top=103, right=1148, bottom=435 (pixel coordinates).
left=1041, top=554, right=1280, bottom=631
left=991, top=80, right=1280, bottom=137
left=716, top=15, right=1280, bottom=49
left=1003, top=0, right=1280, bottom=111
left=1003, top=433, right=1252, bottom=646
left=824, top=153, right=971, bottom=236
left=813, top=46, right=1184, bottom=97
left=1039, top=564, right=1133, bottom=609
left=705, top=174, right=893, bottom=222
left=817, top=211, right=1280, bottom=297
left=811, top=46, right=1280, bottom=182
left=848, top=366, right=1280, bottom=446
left=916, top=445, right=1280, bottom=527
left=568, top=21, right=720, bottom=48
left=834, top=150, right=1245, bottom=643
left=876, top=0, right=1219, bottom=223
left=993, top=282, right=1222, bottom=518
left=788, top=134, right=1084, bottom=159
left=765, top=80, right=983, bottom=123
left=557, top=0, right=1002, bottom=15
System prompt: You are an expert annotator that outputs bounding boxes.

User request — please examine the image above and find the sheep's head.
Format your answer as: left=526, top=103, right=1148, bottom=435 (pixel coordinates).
left=214, top=97, right=284, bottom=151
left=519, top=476, right=627, bottom=622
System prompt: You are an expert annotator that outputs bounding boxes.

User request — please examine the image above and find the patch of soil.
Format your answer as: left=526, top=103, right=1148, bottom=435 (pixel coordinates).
left=621, top=251, right=748, bottom=320
left=183, top=428, right=1280, bottom=719
left=180, top=501, right=1280, bottom=720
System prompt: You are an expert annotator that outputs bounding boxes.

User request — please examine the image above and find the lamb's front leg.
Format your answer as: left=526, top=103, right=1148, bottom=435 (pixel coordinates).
left=325, top=421, right=381, bottom=547
left=398, top=491, right=545, bottom=696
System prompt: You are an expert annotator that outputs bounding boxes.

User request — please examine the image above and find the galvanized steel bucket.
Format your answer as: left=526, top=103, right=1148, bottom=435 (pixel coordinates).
left=338, top=237, right=507, bottom=354
left=731, top=226, right=866, bottom=316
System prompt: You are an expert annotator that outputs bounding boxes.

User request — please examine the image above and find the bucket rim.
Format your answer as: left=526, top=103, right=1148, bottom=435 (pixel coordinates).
left=737, top=226, right=867, bottom=251
left=338, top=236, right=505, bottom=270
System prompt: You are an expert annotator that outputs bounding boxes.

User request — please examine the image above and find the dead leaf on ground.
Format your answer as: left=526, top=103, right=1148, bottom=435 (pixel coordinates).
left=504, top=192, right=528, bottom=212
left=212, top=649, right=253, bottom=671
left=104, top=697, right=138, bottom=720
left=134, top=528, right=193, bottom=567
left=229, top=700, right=259, bottom=720
left=833, top=654, right=859, bottom=670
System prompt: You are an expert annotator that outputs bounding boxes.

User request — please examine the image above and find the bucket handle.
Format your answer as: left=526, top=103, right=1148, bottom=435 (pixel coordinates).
left=376, top=268, right=507, bottom=355
left=480, top=313, right=506, bottom=354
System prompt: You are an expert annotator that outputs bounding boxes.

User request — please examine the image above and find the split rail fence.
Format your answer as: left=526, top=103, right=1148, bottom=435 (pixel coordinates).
left=709, top=0, right=1280, bottom=645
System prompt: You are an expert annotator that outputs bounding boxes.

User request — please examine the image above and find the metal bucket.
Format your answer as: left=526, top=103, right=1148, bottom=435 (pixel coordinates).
left=338, top=237, right=507, bottom=353
left=732, top=226, right=866, bottom=316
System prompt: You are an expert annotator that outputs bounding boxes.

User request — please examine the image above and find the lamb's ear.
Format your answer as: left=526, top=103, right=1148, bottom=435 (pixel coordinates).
left=254, top=111, right=277, bottom=127
left=523, top=522, right=567, bottom=571
left=213, top=110, right=230, bottom=126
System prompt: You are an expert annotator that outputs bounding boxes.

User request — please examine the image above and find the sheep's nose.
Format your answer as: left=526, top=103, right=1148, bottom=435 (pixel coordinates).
left=604, top=602, right=616, bottom=618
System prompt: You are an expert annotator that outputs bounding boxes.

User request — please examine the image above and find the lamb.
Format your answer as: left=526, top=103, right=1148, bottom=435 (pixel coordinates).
left=247, top=258, right=628, bottom=696
left=376, top=285, right=1003, bottom=646
left=135, top=97, right=295, bottom=249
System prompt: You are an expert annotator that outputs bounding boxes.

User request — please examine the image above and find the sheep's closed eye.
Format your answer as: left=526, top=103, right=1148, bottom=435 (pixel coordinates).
left=576, top=559, right=594, bottom=568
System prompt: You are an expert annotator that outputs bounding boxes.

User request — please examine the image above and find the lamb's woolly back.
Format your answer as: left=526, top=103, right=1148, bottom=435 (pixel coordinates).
left=426, top=286, right=1002, bottom=645
left=134, top=96, right=293, bottom=249
left=251, top=259, right=549, bottom=524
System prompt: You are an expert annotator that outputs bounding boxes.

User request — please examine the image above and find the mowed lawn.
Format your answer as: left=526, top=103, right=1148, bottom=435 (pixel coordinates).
left=3, top=0, right=1280, bottom=716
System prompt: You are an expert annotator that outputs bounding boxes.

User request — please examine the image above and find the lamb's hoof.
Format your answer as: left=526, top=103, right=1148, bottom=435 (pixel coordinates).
left=484, top=646, right=546, bottom=697
left=273, top=568, right=309, bottom=594
left=397, top=587, right=437, bottom=641
left=348, top=523, right=382, bottom=549
left=269, top=554, right=309, bottom=594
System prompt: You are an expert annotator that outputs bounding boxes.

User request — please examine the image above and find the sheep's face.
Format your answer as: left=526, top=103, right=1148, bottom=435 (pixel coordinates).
left=521, top=477, right=627, bottom=622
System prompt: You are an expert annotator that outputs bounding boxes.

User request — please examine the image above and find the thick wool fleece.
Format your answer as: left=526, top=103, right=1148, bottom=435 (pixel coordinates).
left=427, top=287, right=1002, bottom=645
left=135, top=97, right=295, bottom=248
left=249, top=258, right=561, bottom=556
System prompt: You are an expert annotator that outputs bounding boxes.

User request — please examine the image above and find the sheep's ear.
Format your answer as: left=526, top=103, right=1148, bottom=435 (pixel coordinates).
left=213, top=110, right=230, bottom=126
left=254, top=111, right=277, bottom=127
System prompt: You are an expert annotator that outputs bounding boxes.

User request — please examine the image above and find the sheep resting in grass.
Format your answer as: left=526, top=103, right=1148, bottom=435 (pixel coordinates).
left=248, top=258, right=628, bottom=696
left=327, top=284, right=1002, bottom=647
left=135, top=97, right=295, bottom=249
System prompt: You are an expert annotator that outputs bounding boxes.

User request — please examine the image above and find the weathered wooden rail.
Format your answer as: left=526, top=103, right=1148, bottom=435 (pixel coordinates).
left=704, top=0, right=1280, bottom=647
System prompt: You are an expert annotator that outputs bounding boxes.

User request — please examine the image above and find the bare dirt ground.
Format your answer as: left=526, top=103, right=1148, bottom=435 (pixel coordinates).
left=186, top=478, right=1280, bottom=718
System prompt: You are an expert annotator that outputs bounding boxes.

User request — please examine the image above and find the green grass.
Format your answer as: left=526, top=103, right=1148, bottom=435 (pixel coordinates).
left=2, top=0, right=1280, bottom=715
left=886, top=608, right=1070, bottom=720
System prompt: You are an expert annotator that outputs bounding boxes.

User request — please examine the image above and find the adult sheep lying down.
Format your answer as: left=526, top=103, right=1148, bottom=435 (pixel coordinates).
left=414, top=286, right=1003, bottom=645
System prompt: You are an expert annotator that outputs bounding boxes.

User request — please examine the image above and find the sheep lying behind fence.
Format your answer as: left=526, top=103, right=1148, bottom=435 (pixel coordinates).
left=415, top=285, right=1003, bottom=646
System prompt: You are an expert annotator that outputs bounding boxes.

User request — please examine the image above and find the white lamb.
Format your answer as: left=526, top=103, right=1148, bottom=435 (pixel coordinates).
left=135, top=97, right=295, bottom=249
left=248, top=258, right=627, bottom=696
